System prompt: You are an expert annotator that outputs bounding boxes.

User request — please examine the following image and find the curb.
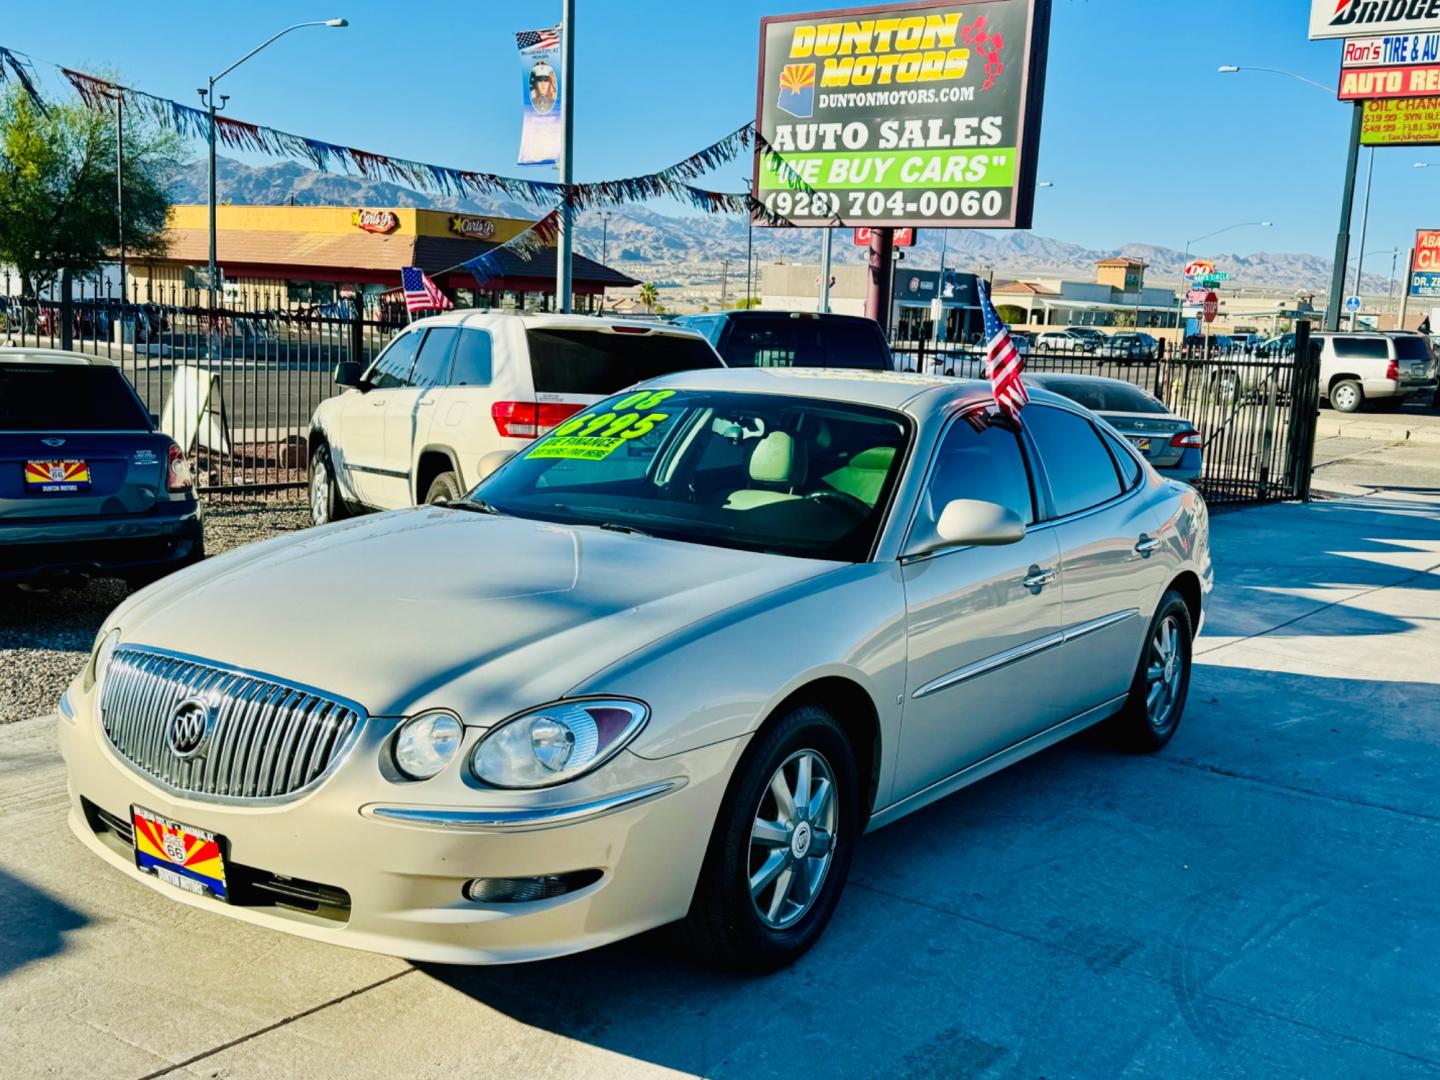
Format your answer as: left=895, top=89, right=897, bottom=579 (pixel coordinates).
left=1316, top=421, right=1440, bottom=445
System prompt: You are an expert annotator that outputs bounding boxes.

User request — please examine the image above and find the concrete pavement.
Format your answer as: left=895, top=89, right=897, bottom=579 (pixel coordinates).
left=2, top=489, right=1439, bottom=1078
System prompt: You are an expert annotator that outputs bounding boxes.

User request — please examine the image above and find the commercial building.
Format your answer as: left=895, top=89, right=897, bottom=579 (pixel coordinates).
left=129, top=205, right=638, bottom=314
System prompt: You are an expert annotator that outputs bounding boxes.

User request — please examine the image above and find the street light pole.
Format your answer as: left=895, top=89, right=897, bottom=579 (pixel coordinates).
left=742, top=173, right=754, bottom=309
left=1172, top=221, right=1272, bottom=342
left=200, top=18, right=347, bottom=311
left=1347, top=146, right=1376, bottom=328
left=555, top=0, right=576, bottom=313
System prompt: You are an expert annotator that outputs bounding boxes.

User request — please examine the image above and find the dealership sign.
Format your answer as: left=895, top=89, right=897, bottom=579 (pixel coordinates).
left=351, top=209, right=399, bottom=234
left=1361, top=94, right=1440, bottom=141
left=755, top=0, right=1053, bottom=229
left=449, top=215, right=497, bottom=239
left=1311, top=0, right=1440, bottom=41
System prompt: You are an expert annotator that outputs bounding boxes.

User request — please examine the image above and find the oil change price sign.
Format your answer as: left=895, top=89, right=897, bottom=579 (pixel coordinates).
left=754, top=0, right=1052, bottom=229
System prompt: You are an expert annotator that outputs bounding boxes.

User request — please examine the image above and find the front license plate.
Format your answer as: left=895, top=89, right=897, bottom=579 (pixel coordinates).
left=1126, top=436, right=1152, bottom=453
left=131, top=806, right=229, bottom=901
left=24, top=458, right=90, bottom=493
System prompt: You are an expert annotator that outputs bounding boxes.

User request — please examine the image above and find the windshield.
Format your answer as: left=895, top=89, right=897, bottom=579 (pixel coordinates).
left=0, top=362, right=150, bottom=431
left=718, top=317, right=888, bottom=370
left=473, top=388, right=912, bottom=561
left=1038, top=378, right=1169, bottom=415
left=1393, top=336, right=1431, bottom=361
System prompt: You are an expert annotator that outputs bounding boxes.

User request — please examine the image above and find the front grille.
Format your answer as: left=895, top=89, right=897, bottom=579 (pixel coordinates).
left=100, top=647, right=365, bottom=802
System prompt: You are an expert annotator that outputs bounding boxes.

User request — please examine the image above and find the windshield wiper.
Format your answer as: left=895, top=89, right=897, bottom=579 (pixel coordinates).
left=447, top=499, right=501, bottom=516
left=597, top=521, right=650, bottom=537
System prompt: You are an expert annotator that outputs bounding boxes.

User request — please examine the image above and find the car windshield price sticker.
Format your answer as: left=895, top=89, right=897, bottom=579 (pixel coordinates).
left=755, top=0, right=1051, bottom=228
left=528, top=390, right=676, bottom=461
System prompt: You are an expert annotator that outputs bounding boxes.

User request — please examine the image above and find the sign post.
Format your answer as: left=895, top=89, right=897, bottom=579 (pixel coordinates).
left=1326, top=104, right=1364, bottom=331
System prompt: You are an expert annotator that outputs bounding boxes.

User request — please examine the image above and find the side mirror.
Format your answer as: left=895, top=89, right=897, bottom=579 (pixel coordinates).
left=476, top=449, right=516, bottom=482
left=930, top=499, right=1026, bottom=550
left=334, top=360, right=363, bottom=388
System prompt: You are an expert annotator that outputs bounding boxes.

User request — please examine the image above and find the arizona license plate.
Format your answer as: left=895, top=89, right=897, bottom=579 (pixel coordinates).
left=1126, top=436, right=1152, bottom=453
left=24, top=459, right=90, bottom=492
left=131, top=806, right=229, bottom=901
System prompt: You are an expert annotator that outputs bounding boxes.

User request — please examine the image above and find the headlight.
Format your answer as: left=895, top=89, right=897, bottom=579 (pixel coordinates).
left=470, top=698, right=648, bottom=788
left=393, top=711, right=464, bottom=780
left=84, top=628, right=121, bottom=697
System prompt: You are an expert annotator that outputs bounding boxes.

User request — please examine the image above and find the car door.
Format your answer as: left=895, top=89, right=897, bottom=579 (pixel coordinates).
left=1022, top=404, right=1166, bottom=713
left=374, top=325, right=458, bottom=508
left=896, top=409, right=1067, bottom=798
left=341, top=328, right=423, bottom=506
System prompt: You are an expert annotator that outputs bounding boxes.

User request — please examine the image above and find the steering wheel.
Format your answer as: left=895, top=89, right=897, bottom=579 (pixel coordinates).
left=804, top=488, right=871, bottom=516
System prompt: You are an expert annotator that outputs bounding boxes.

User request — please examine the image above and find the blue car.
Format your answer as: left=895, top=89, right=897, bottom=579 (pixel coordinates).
left=0, top=349, right=203, bottom=586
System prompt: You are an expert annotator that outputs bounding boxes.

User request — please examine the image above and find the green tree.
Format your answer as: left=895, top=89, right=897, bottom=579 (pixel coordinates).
left=638, top=282, right=659, bottom=313
left=0, top=87, right=178, bottom=297
left=996, top=304, right=1027, bottom=325
left=733, top=296, right=763, bottom=310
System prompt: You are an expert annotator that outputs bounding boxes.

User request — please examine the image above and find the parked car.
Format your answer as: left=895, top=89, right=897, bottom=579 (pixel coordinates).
left=1314, top=331, right=1438, bottom=413
left=1034, top=329, right=1096, bottom=353
left=1025, top=373, right=1202, bottom=484
left=308, top=312, right=724, bottom=522
left=1181, top=334, right=1239, bottom=359
left=1098, top=332, right=1159, bottom=362
left=61, top=369, right=1211, bottom=972
left=0, top=349, right=203, bottom=587
left=673, top=310, right=893, bottom=371
left=1063, top=327, right=1109, bottom=351
left=1252, top=333, right=1295, bottom=359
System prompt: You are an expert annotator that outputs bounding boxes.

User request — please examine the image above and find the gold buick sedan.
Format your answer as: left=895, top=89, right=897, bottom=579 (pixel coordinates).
left=59, top=368, right=1211, bottom=971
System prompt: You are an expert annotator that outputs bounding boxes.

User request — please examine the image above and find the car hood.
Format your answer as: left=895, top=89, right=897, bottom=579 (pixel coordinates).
left=109, top=508, right=837, bottom=721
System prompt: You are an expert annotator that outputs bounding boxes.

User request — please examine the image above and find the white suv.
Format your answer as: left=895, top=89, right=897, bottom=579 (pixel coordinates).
left=1314, top=331, right=1438, bottom=413
left=307, top=313, right=723, bottom=522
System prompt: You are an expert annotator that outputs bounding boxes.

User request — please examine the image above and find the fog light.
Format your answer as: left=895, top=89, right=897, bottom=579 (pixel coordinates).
left=462, top=869, right=602, bottom=904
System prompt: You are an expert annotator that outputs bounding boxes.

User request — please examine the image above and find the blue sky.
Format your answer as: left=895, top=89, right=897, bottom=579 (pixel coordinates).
left=1, top=0, right=1430, bottom=268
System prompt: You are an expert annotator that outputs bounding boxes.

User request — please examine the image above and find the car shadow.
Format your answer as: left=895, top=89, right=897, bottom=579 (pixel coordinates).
left=0, top=868, right=87, bottom=980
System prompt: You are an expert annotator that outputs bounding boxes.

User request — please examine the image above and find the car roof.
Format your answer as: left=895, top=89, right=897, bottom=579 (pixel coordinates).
left=645, top=366, right=1077, bottom=415
left=682, top=309, right=878, bottom=325
left=398, top=311, right=705, bottom=338
left=0, top=347, right=112, bottom=367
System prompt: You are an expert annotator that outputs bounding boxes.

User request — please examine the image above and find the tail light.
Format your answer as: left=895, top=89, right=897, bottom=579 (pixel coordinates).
left=1386, top=358, right=1399, bottom=381
left=491, top=401, right=585, bottom=439
left=1169, top=430, right=1202, bottom=450
left=165, top=443, right=194, bottom=493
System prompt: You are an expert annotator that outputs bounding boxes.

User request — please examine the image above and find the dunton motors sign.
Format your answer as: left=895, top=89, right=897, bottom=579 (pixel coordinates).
left=1311, top=0, right=1440, bottom=41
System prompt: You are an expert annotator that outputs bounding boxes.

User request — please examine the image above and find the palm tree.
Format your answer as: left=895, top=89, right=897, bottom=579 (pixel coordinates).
left=638, top=282, right=659, bottom=313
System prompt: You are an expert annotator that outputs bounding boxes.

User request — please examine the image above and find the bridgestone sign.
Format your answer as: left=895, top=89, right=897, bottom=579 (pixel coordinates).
left=1310, top=0, right=1440, bottom=41
left=754, top=0, right=1052, bottom=229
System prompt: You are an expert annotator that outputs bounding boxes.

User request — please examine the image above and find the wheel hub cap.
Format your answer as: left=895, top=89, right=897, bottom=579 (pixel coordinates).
left=748, top=748, right=838, bottom=930
left=791, top=820, right=812, bottom=859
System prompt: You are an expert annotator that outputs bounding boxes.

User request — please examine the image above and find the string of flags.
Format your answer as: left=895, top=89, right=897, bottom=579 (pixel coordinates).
left=0, top=42, right=796, bottom=222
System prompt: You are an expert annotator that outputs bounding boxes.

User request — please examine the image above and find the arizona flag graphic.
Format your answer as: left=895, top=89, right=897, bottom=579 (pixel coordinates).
left=24, top=459, right=90, bottom=491
left=133, top=812, right=228, bottom=899
left=778, top=63, right=815, bottom=118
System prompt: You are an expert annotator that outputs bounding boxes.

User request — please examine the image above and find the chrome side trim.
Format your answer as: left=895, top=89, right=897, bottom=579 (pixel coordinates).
left=364, top=779, right=684, bottom=832
left=910, top=608, right=1140, bottom=700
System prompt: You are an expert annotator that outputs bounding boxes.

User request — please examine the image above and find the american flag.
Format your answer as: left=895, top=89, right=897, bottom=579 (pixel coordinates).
left=978, top=278, right=1028, bottom=422
left=516, top=26, right=560, bottom=50
left=400, top=267, right=452, bottom=314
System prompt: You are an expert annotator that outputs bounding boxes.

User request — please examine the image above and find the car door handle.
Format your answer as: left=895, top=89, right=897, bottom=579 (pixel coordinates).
left=370, top=399, right=386, bottom=408
left=1023, top=567, right=1058, bottom=589
left=1134, top=536, right=1161, bottom=555
left=416, top=399, right=435, bottom=407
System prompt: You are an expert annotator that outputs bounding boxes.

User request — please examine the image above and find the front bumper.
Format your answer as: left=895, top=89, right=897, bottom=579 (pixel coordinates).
left=58, top=677, right=745, bottom=965
left=0, top=499, right=202, bottom=581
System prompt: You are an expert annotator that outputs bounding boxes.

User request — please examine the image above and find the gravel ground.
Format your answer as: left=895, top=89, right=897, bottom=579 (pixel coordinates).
left=0, top=504, right=310, bottom=723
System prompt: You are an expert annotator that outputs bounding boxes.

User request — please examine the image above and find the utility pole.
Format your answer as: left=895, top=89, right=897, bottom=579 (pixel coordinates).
left=720, top=259, right=729, bottom=309
left=198, top=84, right=228, bottom=310
left=600, top=211, right=611, bottom=267
left=1348, top=146, right=1375, bottom=329
left=818, top=226, right=832, bottom=313
left=1326, top=104, right=1363, bottom=331
left=112, top=92, right=125, bottom=305
left=865, top=227, right=895, bottom=333
left=742, top=173, right=753, bottom=309
left=555, top=0, right=576, bottom=313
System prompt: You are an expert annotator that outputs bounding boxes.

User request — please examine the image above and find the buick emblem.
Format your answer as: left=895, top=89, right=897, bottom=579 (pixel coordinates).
left=167, top=697, right=213, bottom=759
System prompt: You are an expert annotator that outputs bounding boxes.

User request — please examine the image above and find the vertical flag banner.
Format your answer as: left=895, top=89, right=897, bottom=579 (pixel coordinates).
left=516, top=26, right=563, bottom=166
left=978, top=279, right=1029, bottom=422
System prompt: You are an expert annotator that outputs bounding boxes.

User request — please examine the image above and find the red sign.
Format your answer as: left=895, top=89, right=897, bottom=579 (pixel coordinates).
left=351, top=209, right=400, bottom=234
left=1184, top=259, right=1214, bottom=280
left=854, top=227, right=915, bottom=248
left=1415, top=228, right=1440, bottom=271
left=1339, top=65, right=1440, bottom=101
left=1202, top=292, right=1219, bottom=324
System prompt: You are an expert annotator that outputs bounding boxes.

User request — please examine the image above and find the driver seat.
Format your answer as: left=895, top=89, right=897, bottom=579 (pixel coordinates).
left=724, top=431, right=807, bottom=510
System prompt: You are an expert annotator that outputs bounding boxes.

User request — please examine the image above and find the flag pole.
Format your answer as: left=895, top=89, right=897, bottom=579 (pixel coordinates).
left=556, top=0, right=576, bottom=314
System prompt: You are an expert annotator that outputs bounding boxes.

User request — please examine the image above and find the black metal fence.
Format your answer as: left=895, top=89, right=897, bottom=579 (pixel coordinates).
left=1, top=280, right=405, bottom=501
left=892, top=324, right=1322, bottom=506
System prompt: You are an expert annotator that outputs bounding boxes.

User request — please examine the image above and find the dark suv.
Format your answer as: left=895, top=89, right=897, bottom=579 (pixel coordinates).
left=674, top=311, right=893, bottom=370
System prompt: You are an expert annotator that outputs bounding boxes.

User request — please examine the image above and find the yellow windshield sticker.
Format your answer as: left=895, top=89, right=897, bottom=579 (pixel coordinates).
left=527, top=390, right=678, bottom=461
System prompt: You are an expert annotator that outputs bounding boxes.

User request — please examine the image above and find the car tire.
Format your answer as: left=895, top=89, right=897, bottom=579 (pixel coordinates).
left=1330, top=379, right=1364, bottom=413
left=424, top=470, right=463, bottom=505
left=309, top=443, right=349, bottom=526
left=1104, top=589, right=1193, bottom=753
left=682, top=703, right=860, bottom=973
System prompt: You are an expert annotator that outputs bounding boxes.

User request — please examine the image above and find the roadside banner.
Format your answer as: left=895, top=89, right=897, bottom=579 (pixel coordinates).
left=1362, top=95, right=1440, bottom=143
left=161, top=366, right=231, bottom=455
left=516, top=26, right=562, bottom=166
left=1311, top=0, right=1440, bottom=41
left=755, top=0, right=1053, bottom=229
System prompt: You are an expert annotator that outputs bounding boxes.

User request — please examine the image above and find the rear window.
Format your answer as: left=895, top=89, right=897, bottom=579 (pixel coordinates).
left=0, top=363, right=149, bottom=431
left=526, top=329, right=722, bottom=395
left=1037, top=378, right=1169, bottom=415
left=1393, top=336, right=1431, bottom=361
left=1331, top=336, right=1388, bottom=359
left=720, top=317, right=888, bottom=370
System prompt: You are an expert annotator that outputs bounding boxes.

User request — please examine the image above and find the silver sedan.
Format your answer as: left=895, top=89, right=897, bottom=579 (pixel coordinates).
left=59, top=369, right=1212, bottom=972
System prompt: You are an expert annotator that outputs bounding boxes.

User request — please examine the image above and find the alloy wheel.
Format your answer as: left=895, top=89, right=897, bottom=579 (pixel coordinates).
left=748, top=749, right=838, bottom=930
left=311, top=460, right=330, bottom=525
left=1145, top=615, right=1183, bottom=730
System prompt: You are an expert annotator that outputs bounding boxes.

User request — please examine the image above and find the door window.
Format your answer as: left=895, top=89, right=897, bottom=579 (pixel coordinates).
left=450, top=329, right=494, bottom=385
left=1101, top=429, right=1143, bottom=490
left=368, top=331, right=422, bottom=389
left=411, top=327, right=459, bottom=387
left=910, top=410, right=1035, bottom=550
left=1330, top=336, right=1388, bottom=359
left=1024, top=405, right=1124, bottom=517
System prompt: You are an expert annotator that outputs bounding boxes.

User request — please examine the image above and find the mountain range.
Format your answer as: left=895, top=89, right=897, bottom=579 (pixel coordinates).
left=169, top=157, right=1394, bottom=295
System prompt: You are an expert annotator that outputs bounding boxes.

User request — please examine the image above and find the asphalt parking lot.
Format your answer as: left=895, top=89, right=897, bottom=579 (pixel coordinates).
left=2, top=481, right=1437, bottom=1078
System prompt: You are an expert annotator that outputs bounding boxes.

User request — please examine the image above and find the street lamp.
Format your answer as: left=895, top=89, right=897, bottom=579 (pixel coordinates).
left=741, top=173, right=754, bottom=308
left=199, top=18, right=347, bottom=310
left=1217, top=65, right=1331, bottom=94
left=1174, top=221, right=1272, bottom=337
